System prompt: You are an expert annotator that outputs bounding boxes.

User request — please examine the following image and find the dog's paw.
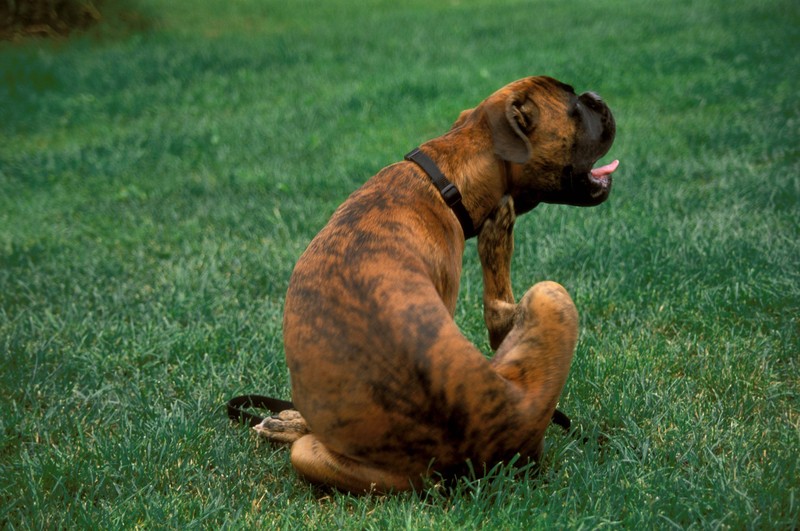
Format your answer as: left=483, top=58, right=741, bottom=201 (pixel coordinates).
left=253, top=409, right=310, bottom=444
left=485, top=299, right=518, bottom=350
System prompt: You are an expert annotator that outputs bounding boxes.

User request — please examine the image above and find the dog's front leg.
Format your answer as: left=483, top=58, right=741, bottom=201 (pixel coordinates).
left=478, top=195, right=518, bottom=350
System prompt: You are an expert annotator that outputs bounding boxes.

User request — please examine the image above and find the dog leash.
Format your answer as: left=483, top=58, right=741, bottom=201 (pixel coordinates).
left=405, top=147, right=477, bottom=239
left=227, top=394, right=573, bottom=432
left=227, top=395, right=295, bottom=427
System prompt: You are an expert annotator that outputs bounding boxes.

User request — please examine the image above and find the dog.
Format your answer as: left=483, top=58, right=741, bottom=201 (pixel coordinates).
left=254, top=76, right=618, bottom=492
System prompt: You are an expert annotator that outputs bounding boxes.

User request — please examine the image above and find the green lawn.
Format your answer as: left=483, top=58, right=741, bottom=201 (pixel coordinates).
left=1, top=0, right=798, bottom=528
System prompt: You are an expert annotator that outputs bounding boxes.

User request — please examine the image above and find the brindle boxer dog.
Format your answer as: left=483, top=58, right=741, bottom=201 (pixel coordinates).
left=255, top=76, right=618, bottom=492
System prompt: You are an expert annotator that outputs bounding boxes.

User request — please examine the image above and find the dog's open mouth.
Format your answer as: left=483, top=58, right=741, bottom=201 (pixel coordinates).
left=587, top=159, right=619, bottom=198
left=558, top=159, right=620, bottom=206
left=590, top=159, right=619, bottom=181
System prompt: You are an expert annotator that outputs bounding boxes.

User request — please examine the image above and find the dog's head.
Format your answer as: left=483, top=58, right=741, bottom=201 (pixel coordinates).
left=457, top=76, right=617, bottom=214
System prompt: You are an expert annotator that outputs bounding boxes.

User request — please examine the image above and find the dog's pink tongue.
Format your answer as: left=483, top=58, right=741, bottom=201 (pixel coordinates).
left=590, top=159, right=619, bottom=178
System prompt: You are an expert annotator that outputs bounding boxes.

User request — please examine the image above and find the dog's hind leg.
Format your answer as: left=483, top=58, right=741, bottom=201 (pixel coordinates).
left=478, top=196, right=578, bottom=459
left=289, top=434, right=416, bottom=493
left=489, top=281, right=578, bottom=459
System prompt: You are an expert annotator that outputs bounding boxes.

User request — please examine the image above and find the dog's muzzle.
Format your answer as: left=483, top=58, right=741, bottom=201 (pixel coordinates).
left=560, top=159, right=618, bottom=207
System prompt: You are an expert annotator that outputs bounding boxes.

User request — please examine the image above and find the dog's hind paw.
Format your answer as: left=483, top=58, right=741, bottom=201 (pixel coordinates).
left=253, top=409, right=310, bottom=444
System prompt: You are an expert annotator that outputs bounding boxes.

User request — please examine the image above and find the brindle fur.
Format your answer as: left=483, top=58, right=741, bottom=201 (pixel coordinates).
left=254, top=76, right=616, bottom=492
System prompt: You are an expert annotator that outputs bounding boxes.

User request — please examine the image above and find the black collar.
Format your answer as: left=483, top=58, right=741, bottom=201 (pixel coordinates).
left=404, top=147, right=476, bottom=239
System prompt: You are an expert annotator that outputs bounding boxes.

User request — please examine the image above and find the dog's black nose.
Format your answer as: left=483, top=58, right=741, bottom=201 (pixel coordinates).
left=579, top=92, right=605, bottom=112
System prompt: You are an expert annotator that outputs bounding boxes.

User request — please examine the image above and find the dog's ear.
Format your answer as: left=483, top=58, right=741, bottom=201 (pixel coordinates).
left=487, top=94, right=538, bottom=164
left=451, top=108, right=474, bottom=130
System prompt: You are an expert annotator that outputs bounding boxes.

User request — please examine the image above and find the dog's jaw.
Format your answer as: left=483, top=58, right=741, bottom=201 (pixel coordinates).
left=584, top=159, right=619, bottom=201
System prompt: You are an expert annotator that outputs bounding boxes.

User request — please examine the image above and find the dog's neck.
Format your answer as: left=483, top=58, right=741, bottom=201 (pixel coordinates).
left=405, top=147, right=477, bottom=239
left=420, top=135, right=509, bottom=238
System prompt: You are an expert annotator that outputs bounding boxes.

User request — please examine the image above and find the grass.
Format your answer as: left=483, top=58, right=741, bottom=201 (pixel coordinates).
left=1, top=0, right=798, bottom=527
